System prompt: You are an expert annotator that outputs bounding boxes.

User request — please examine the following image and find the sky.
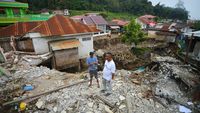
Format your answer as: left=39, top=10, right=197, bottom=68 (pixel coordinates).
left=148, top=0, right=199, bottom=20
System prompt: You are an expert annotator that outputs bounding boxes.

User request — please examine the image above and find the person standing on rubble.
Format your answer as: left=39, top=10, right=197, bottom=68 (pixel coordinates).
left=86, top=52, right=100, bottom=88
left=101, top=52, right=116, bottom=96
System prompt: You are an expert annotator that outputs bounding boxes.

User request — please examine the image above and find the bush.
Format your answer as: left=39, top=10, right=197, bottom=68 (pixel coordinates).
left=122, top=19, right=146, bottom=45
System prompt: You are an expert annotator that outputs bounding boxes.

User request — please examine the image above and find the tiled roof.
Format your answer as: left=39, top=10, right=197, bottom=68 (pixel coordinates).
left=82, top=16, right=108, bottom=25
left=0, top=15, right=100, bottom=38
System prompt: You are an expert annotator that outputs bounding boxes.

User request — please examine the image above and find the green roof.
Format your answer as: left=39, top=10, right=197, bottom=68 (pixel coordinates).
left=0, top=2, right=28, bottom=8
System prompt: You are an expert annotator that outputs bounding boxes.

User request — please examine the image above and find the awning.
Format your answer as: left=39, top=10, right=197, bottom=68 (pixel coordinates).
left=110, top=26, right=120, bottom=29
left=50, top=39, right=80, bottom=51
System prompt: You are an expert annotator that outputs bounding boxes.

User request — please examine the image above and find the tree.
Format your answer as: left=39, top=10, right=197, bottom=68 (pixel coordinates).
left=193, top=21, right=200, bottom=30
left=122, top=19, right=145, bottom=45
left=175, top=0, right=185, bottom=9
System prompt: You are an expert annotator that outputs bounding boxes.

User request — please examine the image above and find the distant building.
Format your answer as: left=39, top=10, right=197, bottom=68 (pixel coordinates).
left=70, top=15, right=84, bottom=22
left=0, top=15, right=99, bottom=70
left=111, top=19, right=129, bottom=32
left=0, top=1, right=52, bottom=26
left=52, top=9, right=70, bottom=16
left=184, top=31, right=200, bottom=60
left=107, top=21, right=120, bottom=33
left=82, top=15, right=108, bottom=34
left=136, top=15, right=156, bottom=29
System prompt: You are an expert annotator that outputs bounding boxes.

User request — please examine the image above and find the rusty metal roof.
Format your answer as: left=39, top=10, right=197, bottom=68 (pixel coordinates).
left=50, top=39, right=80, bottom=51
left=0, top=21, right=43, bottom=37
left=0, top=15, right=100, bottom=38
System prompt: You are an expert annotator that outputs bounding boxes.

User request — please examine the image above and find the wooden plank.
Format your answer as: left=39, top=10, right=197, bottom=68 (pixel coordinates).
left=3, top=80, right=89, bottom=106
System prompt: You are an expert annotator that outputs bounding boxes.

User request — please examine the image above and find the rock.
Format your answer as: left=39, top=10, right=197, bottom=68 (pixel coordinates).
left=119, top=104, right=126, bottom=109
left=36, top=100, right=44, bottom=109
left=53, top=107, right=57, bottom=112
left=61, top=110, right=66, bottom=113
left=119, top=95, right=126, bottom=101
left=86, top=112, right=93, bottom=113
left=104, top=106, right=113, bottom=113
left=88, top=102, right=94, bottom=108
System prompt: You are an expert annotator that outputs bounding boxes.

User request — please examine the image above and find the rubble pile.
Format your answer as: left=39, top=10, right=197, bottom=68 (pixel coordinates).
left=31, top=70, right=174, bottom=113
left=1, top=54, right=200, bottom=113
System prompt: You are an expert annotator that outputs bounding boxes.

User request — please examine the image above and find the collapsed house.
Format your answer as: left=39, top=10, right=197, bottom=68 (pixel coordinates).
left=0, top=15, right=100, bottom=70
left=183, top=30, right=200, bottom=65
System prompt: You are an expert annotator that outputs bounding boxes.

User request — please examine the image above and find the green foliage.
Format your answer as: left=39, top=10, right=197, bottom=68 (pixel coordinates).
left=70, top=10, right=136, bottom=20
left=193, top=21, right=200, bottom=30
left=122, top=19, right=145, bottom=45
left=18, top=0, right=189, bottom=21
left=99, top=13, right=108, bottom=19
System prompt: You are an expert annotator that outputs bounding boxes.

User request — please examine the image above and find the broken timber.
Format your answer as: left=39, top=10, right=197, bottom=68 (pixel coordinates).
left=94, top=95, right=115, bottom=108
left=3, top=80, right=89, bottom=106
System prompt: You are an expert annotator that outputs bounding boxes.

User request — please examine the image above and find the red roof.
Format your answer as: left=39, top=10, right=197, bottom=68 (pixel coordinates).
left=0, top=21, right=43, bottom=38
left=112, top=19, right=129, bottom=26
left=0, top=15, right=100, bottom=38
left=140, top=15, right=156, bottom=19
left=138, top=17, right=156, bottom=25
left=70, top=15, right=84, bottom=20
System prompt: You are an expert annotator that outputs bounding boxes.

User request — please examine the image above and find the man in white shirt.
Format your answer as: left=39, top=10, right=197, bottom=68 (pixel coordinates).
left=101, top=52, right=116, bottom=96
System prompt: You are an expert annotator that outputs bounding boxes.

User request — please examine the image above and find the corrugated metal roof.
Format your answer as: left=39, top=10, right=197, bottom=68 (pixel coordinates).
left=0, top=15, right=100, bottom=38
left=50, top=39, right=80, bottom=51
left=0, top=21, right=43, bottom=37
left=83, top=16, right=107, bottom=25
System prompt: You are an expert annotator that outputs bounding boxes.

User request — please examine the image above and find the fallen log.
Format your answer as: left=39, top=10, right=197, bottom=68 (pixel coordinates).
left=14, top=51, right=36, bottom=55
left=3, top=80, right=89, bottom=106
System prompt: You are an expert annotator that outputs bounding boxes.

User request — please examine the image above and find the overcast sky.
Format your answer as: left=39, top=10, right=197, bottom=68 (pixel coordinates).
left=148, top=0, right=199, bottom=20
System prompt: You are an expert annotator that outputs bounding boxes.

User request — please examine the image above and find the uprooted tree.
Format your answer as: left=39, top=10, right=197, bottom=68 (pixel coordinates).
left=122, top=19, right=145, bottom=45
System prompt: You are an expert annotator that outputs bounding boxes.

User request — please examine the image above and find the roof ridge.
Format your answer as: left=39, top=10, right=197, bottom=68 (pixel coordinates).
left=90, top=16, right=97, bottom=25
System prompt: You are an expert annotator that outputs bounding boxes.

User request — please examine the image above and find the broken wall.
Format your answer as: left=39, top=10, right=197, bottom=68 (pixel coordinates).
left=0, top=38, right=13, bottom=52
left=16, top=39, right=34, bottom=52
left=193, top=41, right=200, bottom=58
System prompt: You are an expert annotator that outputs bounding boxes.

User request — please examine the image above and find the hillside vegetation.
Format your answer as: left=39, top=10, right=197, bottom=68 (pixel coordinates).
left=17, top=0, right=189, bottom=20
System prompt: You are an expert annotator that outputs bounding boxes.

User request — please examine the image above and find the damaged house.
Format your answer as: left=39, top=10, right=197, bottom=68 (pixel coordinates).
left=184, top=30, right=200, bottom=61
left=0, top=15, right=99, bottom=70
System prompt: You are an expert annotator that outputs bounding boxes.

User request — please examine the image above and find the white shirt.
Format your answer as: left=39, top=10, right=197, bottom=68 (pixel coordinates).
left=103, top=60, right=116, bottom=81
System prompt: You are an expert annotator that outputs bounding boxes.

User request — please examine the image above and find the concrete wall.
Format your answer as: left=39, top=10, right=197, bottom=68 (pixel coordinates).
left=97, top=24, right=107, bottom=33
left=136, top=19, right=147, bottom=29
left=52, top=48, right=79, bottom=70
left=77, top=34, right=93, bottom=59
left=30, top=33, right=93, bottom=58
left=17, top=39, right=34, bottom=52
left=0, top=37, right=13, bottom=52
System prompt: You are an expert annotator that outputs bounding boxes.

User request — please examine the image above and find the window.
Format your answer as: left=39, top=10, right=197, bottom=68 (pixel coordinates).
left=82, top=37, right=91, bottom=41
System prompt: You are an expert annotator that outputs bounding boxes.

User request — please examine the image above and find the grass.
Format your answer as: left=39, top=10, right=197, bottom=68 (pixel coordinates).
left=69, top=10, right=136, bottom=21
